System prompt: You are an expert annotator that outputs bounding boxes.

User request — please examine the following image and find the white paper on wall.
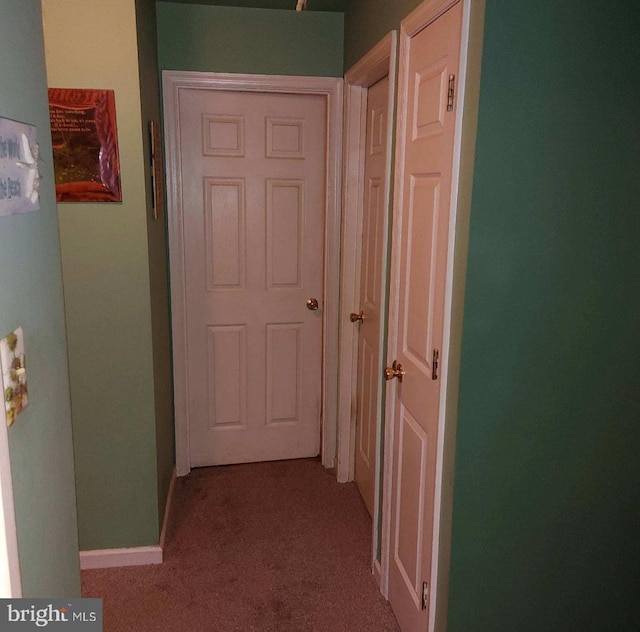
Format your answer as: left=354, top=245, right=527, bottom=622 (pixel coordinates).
left=0, top=117, right=40, bottom=216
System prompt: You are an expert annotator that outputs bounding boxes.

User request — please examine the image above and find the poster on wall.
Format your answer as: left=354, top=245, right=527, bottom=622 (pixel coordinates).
left=0, top=117, right=40, bottom=216
left=48, top=88, right=122, bottom=202
left=0, top=327, right=28, bottom=427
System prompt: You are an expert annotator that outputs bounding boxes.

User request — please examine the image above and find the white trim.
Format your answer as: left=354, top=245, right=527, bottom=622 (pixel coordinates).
left=0, top=406, right=21, bottom=597
left=429, top=2, right=476, bottom=628
left=373, top=557, right=382, bottom=588
left=345, top=32, right=397, bottom=89
left=432, top=2, right=485, bottom=629
left=159, top=467, right=176, bottom=551
left=383, top=1, right=475, bottom=630
left=79, top=546, right=162, bottom=570
left=80, top=466, right=177, bottom=571
left=337, top=84, right=365, bottom=482
left=163, top=71, right=343, bottom=475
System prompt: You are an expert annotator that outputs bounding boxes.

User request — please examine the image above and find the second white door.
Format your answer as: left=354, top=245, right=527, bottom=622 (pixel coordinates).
left=179, top=88, right=327, bottom=467
left=354, top=75, right=390, bottom=516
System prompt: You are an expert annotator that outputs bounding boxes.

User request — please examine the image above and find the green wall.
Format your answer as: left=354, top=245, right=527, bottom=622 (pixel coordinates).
left=448, top=1, right=640, bottom=630
left=135, top=0, right=175, bottom=533
left=343, top=0, right=421, bottom=70
left=42, top=0, right=161, bottom=550
left=157, top=2, right=344, bottom=76
left=0, top=0, right=80, bottom=597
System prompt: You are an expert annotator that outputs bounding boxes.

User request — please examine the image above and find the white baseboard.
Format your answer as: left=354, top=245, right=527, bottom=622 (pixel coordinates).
left=80, top=546, right=162, bottom=570
left=80, top=467, right=177, bottom=570
left=373, top=558, right=382, bottom=588
left=159, top=467, right=177, bottom=550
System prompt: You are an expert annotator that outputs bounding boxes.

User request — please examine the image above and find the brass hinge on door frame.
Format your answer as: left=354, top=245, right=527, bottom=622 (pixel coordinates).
left=422, top=581, right=429, bottom=610
left=432, top=349, right=440, bottom=380
left=447, top=74, right=456, bottom=111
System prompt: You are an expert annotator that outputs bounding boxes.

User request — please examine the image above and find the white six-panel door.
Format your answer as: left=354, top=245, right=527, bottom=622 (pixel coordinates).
left=354, top=75, right=391, bottom=517
left=386, top=2, right=463, bottom=631
left=178, top=88, right=327, bottom=466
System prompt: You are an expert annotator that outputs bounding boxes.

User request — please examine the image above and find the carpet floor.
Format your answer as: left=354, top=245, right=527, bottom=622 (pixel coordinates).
left=82, top=458, right=400, bottom=631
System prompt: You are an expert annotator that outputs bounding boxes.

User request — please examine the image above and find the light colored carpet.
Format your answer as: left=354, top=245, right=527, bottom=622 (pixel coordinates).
left=83, top=458, right=400, bottom=631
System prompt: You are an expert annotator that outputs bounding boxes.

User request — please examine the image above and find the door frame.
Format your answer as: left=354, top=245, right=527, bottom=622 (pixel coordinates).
left=336, top=31, right=397, bottom=584
left=381, top=0, right=484, bottom=627
left=0, top=406, right=21, bottom=597
left=163, top=71, right=343, bottom=476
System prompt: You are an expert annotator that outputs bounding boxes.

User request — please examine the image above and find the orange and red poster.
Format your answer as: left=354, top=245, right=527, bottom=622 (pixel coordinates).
left=48, top=88, right=121, bottom=202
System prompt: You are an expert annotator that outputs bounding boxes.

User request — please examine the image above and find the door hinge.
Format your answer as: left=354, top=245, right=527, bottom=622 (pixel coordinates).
left=447, top=74, right=456, bottom=111
left=432, top=349, right=439, bottom=380
left=422, top=581, right=429, bottom=610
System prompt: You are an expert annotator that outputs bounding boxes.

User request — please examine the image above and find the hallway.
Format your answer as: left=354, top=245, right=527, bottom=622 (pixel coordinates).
left=82, top=459, right=400, bottom=631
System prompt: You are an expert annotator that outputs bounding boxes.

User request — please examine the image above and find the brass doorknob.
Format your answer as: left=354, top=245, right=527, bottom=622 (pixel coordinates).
left=306, top=298, right=319, bottom=311
left=350, top=311, right=365, bottom=323
left=384, top=360, right=405, bottom=382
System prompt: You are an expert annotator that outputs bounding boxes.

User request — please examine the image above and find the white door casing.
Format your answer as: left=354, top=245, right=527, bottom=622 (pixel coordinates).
left=384, top=1, right=470, bottom=631
left=0, top=406, right=21, bottom=597
left=164, top=72, right=342, bottom=475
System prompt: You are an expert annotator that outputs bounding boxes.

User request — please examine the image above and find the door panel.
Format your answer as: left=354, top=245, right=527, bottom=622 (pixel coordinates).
left=204, top=178, right=245, bottom=290
left=179, top=89, right=326, bottom=466
left=207, top=325, right=246, bottom=428
left=266, top=323, right=302, bottom=425
left=266, top=179, right=305, bottom=288
left=387, top=3, right=463, bottom=631
left=355, top=76, right=390, bottom=516
left=395, top=406, right=428, bottom=603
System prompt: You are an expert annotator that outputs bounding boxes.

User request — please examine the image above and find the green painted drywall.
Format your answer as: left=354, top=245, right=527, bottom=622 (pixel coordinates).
left=448, top=1, right=640, bottom=630
left=135, top=0, right=175, bottom=531
left=42, top=0, right=160, bottom=550
left=157, top=2, right=344, bottom=76
left=343, top=0, right=421, bottom=70
left=0, top=0, right=80, bottom=597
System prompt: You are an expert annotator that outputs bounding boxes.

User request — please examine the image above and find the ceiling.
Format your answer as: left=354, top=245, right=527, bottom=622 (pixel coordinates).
left=160, top=0, right=347, bottom=11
